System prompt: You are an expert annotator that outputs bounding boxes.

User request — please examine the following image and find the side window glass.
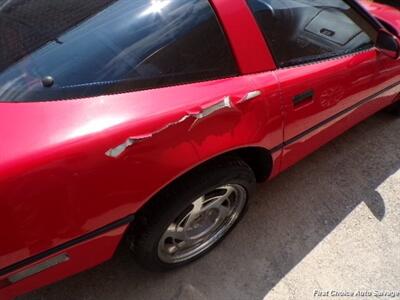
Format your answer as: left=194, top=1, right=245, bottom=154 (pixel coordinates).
left=0, top=0, right=238, bottom=102
left=247, top=0, right=378, bottom=67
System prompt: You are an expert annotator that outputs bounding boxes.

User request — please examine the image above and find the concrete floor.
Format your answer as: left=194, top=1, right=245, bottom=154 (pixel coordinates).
left=20, top=112, right=400, bottom=300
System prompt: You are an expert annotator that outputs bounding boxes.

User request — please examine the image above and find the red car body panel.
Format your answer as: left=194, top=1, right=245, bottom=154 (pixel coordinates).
left=360, top=0, right=400, bottom=35
left=1, top=225, right=128, bottom=300
left=212, top=0, right=277, bottom=73
left=0, top=0, right=399, bottom=298
left=278, top=49, right=400, bottom=170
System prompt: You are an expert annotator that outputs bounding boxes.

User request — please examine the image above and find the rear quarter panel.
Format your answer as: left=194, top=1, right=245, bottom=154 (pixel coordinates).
left=0, top=74, right=282, bottom=278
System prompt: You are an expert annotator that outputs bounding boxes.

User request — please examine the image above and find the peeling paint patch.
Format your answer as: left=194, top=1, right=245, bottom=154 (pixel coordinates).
left=192, top=96, right=232, bottom=119
left=188, top=96, right=233, bottom=131
left=105, top=138, right=137, bottom=158
left=237, top=90, right=262, bottom=104
left=105, top=115, right=190, bottom=158
left=106, top=96, right=234, bottom=158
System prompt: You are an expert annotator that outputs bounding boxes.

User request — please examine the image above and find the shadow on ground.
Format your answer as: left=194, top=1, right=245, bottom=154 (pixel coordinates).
left=20, top=112, right=400, bottom=300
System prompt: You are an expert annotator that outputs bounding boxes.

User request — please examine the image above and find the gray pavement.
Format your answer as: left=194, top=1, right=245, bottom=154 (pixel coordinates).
left=20, top=112, right=400, bottom=300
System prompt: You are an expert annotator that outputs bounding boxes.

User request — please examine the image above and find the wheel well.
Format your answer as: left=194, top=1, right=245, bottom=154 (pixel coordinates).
left=146, top=147, right=272, bottom=208
left=222, top=147, right=273, bottom=182
left=126, top=147, right=272, bottom=239
left=137, top=147, right=272, bottom=215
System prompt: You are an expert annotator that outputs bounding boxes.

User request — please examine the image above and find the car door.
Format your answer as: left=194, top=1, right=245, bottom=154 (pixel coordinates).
left=246, top=0, right=396, bottom=170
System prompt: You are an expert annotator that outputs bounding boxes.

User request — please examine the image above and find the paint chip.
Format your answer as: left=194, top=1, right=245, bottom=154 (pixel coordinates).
left=105, top=96, right=234, bottom=158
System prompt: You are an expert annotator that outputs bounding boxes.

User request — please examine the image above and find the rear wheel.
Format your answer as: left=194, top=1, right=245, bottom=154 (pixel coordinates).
left=128, top=158, right=256, bottom=271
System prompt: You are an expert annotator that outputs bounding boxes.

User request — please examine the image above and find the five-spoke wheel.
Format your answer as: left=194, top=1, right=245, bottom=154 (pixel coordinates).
left=157, top=184, right=247, bottom=263
left=129, top=158, right=256, bottom=270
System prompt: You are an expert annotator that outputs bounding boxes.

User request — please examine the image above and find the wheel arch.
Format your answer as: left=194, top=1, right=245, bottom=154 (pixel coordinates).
left=130, top=146, right=272, bottom=222
left=125, top=146, right=273, bottom=254
left=229, top=146, right=273, bottom=183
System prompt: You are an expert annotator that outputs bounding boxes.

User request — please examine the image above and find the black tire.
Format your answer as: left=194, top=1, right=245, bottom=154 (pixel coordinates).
left=386, top=101, right=400, bottom=116
left=128, top=157, right=256, bottom=271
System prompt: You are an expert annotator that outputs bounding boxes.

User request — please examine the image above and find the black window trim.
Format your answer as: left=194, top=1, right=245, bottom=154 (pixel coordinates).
left=277, top=47, right=376, bottom=70
left=345, top=0, right=383, bottom=31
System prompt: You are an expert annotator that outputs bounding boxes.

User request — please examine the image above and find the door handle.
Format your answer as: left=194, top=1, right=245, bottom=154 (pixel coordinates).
left=293, top=89, right=314, bottom=106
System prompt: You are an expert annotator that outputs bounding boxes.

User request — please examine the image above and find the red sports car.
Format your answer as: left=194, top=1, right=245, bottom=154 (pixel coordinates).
left=1, top=0, right=399, bottom=298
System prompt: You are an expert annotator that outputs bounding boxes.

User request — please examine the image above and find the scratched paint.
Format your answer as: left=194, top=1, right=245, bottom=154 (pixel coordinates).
left=105, top=96, right=235, bottom=158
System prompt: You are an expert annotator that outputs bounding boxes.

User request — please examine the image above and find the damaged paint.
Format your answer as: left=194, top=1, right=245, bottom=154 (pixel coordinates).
left=237, top=90, right=262, bottom=104
left=191, top=96, right=233, bottom=119
left=105, top=138, right=137, bottom=158
left=105, top=96, right=234, bottom=158
left=187, top=96, right=234, bottom=131
left=105, top=115, right=190, bottom=158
